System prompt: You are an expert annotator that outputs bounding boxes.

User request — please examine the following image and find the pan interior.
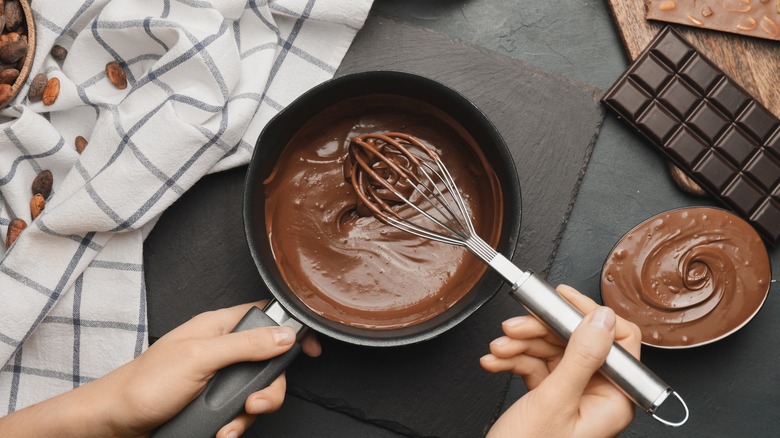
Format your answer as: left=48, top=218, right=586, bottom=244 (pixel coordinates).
left=263, top=94, right=502, bottom=331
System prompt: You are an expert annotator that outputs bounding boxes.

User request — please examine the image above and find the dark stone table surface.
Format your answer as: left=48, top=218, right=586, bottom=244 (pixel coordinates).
left=146, top=1, right=780, bottom=436
left=382, top=1, right=779, bottom=437
left=341, top=1, right=780, bottom=436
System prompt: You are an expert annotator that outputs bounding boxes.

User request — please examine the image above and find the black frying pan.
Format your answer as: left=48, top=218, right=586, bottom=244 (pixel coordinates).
left=152, top=71, right=522, bottom=437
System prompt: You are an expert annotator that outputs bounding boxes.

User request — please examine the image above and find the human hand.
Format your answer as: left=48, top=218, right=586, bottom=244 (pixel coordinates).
left=481, top=285, right=642, bottom=438
left=0, top=301, right=321, bottom=438
left=102, top=300, right=320, bottom=438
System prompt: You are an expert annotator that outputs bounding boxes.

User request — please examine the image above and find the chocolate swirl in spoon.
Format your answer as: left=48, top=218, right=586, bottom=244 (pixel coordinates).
left=601, top=207, right=771, bottom=348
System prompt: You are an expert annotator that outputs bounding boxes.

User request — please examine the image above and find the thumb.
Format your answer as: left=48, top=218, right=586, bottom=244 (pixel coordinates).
left=539, top=307, right=616, bottom=409
left=197, top=325, right=297, bottom=373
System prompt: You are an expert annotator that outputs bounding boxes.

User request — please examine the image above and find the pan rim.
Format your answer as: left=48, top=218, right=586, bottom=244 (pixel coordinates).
left=244, top=70, right=522, bottom=346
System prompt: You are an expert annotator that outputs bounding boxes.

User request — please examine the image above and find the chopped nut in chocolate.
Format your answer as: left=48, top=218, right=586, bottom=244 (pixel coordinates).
left=42, top=77, right=60, bottom=106
left=105, top=61, right=127, bottom=89
left=647, top=0, right=780, bottom=41
left=31, top=169, right=53, bottom=198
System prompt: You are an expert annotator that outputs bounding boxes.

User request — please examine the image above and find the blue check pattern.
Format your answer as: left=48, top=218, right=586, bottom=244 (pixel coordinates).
left=0, top=0, right=371, bottom=413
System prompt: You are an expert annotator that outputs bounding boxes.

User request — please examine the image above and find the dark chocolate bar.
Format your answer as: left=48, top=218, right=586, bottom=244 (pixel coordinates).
left=602, top=27, right=780, bottom=245
left=646, top=0, right=780, bottom=42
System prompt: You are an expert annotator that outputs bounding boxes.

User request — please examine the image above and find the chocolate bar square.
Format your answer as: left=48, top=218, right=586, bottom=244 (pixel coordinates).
left=602, top=27, right=780, bottom=245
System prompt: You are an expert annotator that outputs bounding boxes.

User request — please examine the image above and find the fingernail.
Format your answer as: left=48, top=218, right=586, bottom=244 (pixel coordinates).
left=252, top=397, right=271, bottom=413
left=273, top=326, right=295, bottom=345
left=226, top=431, right=238, bottom=438
left=490, top=337, right=508, bottom=347
left=480, top=354, right=496, bottom=363
left=503, top=316, right=527, bottom=328
left=589, top=307, right=616, bottom=330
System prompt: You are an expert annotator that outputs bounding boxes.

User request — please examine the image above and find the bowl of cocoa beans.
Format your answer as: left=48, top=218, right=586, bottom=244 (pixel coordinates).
left=0, top=0, right=34, bottom=108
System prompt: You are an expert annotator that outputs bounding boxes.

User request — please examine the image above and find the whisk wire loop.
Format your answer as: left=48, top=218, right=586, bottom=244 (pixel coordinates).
left=348, top=132, right=494, bottom=262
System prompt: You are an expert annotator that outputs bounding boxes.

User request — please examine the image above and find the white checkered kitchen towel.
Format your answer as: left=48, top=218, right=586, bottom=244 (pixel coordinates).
left=0, top=0, right=372, bottom=414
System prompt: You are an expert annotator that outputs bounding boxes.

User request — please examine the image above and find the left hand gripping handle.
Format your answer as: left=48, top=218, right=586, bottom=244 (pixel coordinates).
left=152, top=306, right=302, bottom=438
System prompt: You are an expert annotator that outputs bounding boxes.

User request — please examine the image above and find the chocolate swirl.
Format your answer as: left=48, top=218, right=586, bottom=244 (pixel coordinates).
left=601, top=207, right=771, bottom=348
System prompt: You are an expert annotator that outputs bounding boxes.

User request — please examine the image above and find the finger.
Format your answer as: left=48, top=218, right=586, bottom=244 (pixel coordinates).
left=215, top=375, right=288, bottom=438
left=556, top=284, right=600, bottom=314
left=246, top=373, right=287, bottom=414
left=537, top=306, right=616, bottom=413
left=615, top=318, right=642, bottom=358
left=501, top=315, right=550, bottom=339
left=216, top=411, right=256, bottom=438
left=168, top=300, right=270, bottom=341
left=301, top=332, right=322, bottom=357
left=480, top=354, right=550, bottom=389
left=489, top=336, right=564, bottom=360
left=196, top=325, right=296, bottom=372
left=503, top=315, right=568, bottom=348
left=557, top=285, right=642, bottom=358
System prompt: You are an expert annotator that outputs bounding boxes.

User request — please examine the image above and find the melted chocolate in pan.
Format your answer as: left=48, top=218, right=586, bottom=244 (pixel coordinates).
left=264, top=95, right=503, bottom=329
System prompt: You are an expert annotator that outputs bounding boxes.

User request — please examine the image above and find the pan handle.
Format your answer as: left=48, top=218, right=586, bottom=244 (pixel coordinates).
left=151, top=301, right=306, bottom=438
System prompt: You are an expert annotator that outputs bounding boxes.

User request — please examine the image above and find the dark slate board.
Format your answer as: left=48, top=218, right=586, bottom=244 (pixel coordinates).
left=143, top=15, right=603, bottom=438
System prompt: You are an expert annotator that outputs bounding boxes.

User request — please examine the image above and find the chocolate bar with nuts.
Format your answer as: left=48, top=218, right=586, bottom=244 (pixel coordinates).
left=646, top=0, right=780, bottom=41
left=602, top=27, right=780, bottom=245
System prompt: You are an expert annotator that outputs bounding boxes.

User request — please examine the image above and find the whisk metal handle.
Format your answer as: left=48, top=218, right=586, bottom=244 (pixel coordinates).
left=489, top=255, right=688, bottom=427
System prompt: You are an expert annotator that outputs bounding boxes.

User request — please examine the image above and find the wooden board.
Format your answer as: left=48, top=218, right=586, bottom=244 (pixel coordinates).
left=606, top=0, right=780, bottom=118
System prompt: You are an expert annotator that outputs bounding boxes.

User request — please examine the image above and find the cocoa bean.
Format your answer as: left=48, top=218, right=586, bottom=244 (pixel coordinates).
left=6, top=218, right=26, bottom=247
left=105, top=61, right=127, bottom=90
left=0, top=83, right=12, bottom=106
left=42, top=77, right=59, bottom=106
left=51, top=45, right=67, bottom=61
left=27, top=72, right=46, bottom=101
left=75, top=135, right=88, bottom=154
left=4, top=1, right=23, bottom=32
left=30, top=193, right=44, bottom=219
left=0, top=67, right=18, bottom=84
left=31, top=169, right=53, bottom=198
left=0, top=16, right=6, bottom=36
left=0, top=39, right=27, bottom=63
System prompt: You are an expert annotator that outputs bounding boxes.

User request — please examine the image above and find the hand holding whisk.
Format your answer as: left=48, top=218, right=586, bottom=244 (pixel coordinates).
left=347, top=132, right=688, bottom=427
